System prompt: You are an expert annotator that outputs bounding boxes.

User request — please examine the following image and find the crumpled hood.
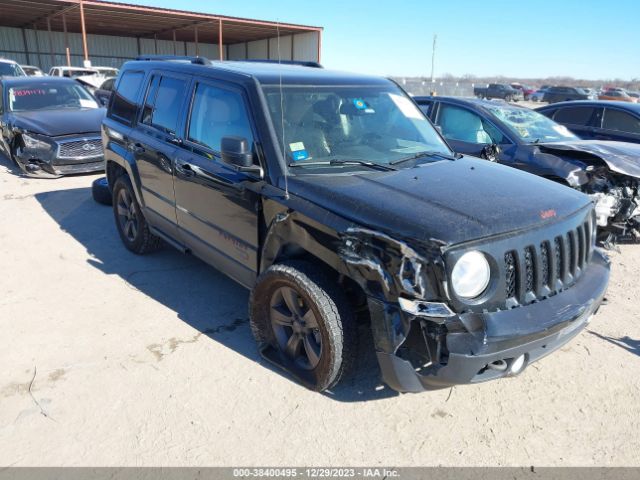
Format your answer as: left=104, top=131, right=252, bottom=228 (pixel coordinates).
left=289, top=156, right=591, bottom=246
left=538, top=140, right=640, bottom=178
left=10, top=108, right=105, bottom=137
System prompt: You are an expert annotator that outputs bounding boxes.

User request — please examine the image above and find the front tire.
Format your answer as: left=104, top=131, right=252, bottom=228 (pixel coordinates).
left=250, top=261, right=357, bottom=391
left=112, top=175, right=162, bottom=254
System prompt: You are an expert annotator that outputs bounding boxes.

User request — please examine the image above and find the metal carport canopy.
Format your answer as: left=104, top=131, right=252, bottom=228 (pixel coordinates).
left=0, top=0, right=323, bottom=61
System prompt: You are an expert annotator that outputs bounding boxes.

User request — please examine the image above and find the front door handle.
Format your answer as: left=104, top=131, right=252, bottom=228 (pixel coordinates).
left=175, top=160, right=195, bottom=177
left=131, top=143, right=145, bottom=154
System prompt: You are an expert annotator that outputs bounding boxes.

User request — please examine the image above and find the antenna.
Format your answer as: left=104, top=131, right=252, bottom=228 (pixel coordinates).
left=430, top=34, right=437, bottom=83
left=277, top=21, right=290, bottom=200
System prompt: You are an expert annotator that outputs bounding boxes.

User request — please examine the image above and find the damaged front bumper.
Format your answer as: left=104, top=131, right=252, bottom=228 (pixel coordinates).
left=371, top=250, right=610, bottom=393
left=14, top=135, right=104, bottom=177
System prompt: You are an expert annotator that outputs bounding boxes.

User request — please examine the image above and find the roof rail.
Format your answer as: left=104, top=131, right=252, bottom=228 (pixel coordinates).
left=242, top=59, right=323, bottom=68
left=134, top=55, right=212, bottom=65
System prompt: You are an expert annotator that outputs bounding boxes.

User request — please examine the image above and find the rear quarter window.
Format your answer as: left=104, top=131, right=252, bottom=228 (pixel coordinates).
left=602, top=109, right=640, bottom=135
left=109, top=70, right=145, bottom=126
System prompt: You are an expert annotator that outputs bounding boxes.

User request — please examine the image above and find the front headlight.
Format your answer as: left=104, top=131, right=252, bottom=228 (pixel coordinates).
left=21, top=133, right=52, bottom=151
left=451, top=250, right=490, bottom=299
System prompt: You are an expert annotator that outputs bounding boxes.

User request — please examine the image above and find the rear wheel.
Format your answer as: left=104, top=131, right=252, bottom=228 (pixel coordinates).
left=112, top=175, right=162, bottom=254
left=250, top=261, right=357, bottom=391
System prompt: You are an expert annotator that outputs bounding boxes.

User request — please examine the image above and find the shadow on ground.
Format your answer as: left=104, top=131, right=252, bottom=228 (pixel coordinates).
left=34, top=185, right=397, bottom=402
left=588, top=330, right=640, bottom=358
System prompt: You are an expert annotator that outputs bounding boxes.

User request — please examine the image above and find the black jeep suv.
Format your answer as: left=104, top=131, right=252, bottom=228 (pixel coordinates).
left=102, top=56, right=610, bottom=393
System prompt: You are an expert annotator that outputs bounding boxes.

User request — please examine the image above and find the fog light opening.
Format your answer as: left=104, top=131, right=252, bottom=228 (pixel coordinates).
left=509, top=354, right=527, bottom=375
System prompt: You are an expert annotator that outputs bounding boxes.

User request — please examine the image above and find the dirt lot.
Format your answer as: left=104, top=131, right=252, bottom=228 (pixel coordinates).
left=0, top=153, right=639, bottom=467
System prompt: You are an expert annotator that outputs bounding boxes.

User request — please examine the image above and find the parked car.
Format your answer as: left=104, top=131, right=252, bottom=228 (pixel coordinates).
left=598, top=90, right=638, bottom=103
left=48, top=66, right=100, bottom=78
left=93, top=77, right=116, bottom=106
left=414, top=96, right=640, bottom=240
left=543, top=86, right=594, bottom=103
left=93, top=66, right=119, bottom=77
left=537, top=100, right=640, bottom=145
left=511, top=83, right=535, bottom=100
left=529, top=87, right=549, bottom=102
left=0, top=77, right=105, bottom=176
left=21, top=65, right=44, bottom=77
left=100, top=56, right=610, bottom=393
left=0, top=58, right=26, bottom=77
left=474, top=83, right=523, bottom=101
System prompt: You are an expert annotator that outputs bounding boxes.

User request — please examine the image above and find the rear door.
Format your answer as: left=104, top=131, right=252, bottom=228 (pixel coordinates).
left=550, top=105, right=598, bottom=139
left=172, top=78, right=261, bottom=288
left=128, top=71, right=191, bottom=242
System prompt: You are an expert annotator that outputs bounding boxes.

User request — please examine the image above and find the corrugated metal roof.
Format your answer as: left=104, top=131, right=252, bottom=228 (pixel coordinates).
left=0, top=0, right=322, bottom=43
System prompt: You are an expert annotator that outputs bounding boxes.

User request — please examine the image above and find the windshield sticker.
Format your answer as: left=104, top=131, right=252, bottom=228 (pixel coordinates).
left=291, top=150, right=309, bottom=161
left=389, top=93, right=422, bottom=119
left=515, top=126, right=530, bottom=138
left=289, top=142, right=309, bottom=161
left=12, top=89, right=46, bottom=96
left=553, top=125, right=574, bottom=137
left=353, top=99, right=367, bottom=109
left=79, top=99, right=97, bottom=108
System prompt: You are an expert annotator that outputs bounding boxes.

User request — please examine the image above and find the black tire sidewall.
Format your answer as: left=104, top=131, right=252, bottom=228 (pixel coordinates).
left=92, top=177, right=113, bottom=205
left=112, top=176, right=146, bottom=252
left=250, top=262, right=352, bottom=391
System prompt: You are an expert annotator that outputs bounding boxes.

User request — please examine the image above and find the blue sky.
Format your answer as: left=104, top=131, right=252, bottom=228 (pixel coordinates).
left=123, top=0, right=638, bottom=80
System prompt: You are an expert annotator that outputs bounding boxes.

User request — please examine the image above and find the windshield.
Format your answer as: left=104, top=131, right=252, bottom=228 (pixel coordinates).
left=8, top=83, right=99, bottom=111
left=63, top=69, right=98, bottom=78
left=97, top=68, right=118, bottom=76
left=485, top=104, right=579, bottom=143
left=0, top=62, right=26, bottom=77
left=263, top=84, right=451, bottom=170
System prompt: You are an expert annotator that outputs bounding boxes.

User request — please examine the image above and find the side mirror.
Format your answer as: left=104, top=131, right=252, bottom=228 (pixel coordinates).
left=220, top=136, right=261, bottom=175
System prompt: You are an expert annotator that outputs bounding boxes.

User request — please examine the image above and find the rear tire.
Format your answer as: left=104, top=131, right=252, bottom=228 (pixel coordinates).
left=250, top=261, right=357, bottom=392
left=91, top=177, right=113, bottom=205
left=112, top=175, right=162, bottom=254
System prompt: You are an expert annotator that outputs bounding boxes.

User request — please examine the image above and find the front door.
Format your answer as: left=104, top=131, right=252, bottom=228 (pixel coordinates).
left=173, top=79, right=261, bottom=288
left=433, top=102, right=511, bottom=159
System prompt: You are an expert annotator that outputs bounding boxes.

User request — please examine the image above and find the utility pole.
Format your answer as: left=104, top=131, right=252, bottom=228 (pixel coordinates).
left=430, top=34, right=437, bottom=83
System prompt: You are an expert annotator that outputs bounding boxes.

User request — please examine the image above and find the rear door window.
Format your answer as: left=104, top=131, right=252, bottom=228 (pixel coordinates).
left=187, top=82, right=254, bottom=154
left=109, top=70, right=145, bottom=125
left=141, top=74, right=187, bottom=135
left=602, top=109, right=640, bottom=134
left=553, top=107, right=595, bottom=126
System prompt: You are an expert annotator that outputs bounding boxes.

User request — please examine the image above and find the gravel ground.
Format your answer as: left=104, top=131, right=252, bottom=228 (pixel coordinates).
left=0, top=154, right=639, bottom=467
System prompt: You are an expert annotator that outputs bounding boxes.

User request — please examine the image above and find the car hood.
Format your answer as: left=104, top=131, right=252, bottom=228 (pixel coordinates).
left=288, top=156, right=590, bottom=247
left=10, top=108, right=105, bottom=137
left=538, top=140, right=640, bottom=178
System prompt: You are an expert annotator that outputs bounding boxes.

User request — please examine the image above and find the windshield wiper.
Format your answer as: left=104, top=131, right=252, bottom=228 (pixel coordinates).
left=288, top=159, right=396, bottom=171
left=390, top=150, right=459, bottom=166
